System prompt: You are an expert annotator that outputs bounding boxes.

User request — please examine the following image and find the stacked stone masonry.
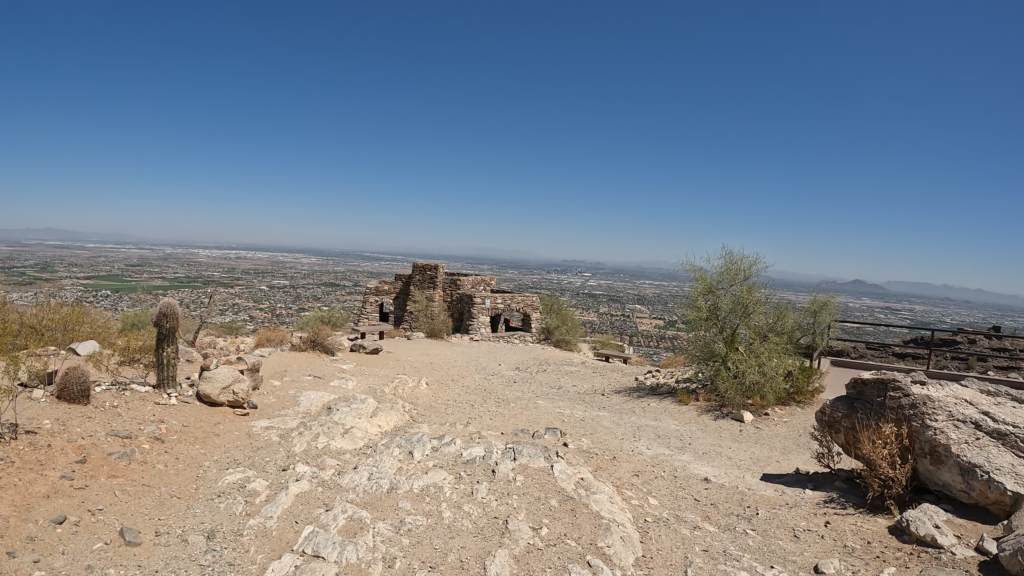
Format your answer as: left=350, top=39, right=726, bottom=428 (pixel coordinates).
left=358, top=262, right=542, bottom=336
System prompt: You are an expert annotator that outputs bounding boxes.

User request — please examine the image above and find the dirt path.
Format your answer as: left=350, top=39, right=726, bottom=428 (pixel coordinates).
left=0, top=339, right=998, bottom=576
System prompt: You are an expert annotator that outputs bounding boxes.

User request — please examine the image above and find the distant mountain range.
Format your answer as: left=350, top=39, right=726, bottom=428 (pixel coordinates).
left=814, top=278, right=1024, bottom=308
left=817, top=279, right=891, bottom=294
left=0, top=227, right=141, bottom=242
left=879, top=281, right=1024, bottom=308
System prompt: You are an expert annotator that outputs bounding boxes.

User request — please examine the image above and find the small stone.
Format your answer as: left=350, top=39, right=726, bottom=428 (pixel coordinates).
left=25, top=553, right=41, bottom=563
left=73, top=455, right=87, bottom=464
left=878, top=568, right=896, bottom=576
left=119, top=525, right=143, bottom=547
left=731, top=410, right=754, bottom=424
left=976, top=534, right=998, bottom=557
left=814, top=559, right=842, bottom=574
left=895, top=504, right=958, bottom=549
left=60, top=473, right=75, bottom=481
left=31, top=389, right=44, bottom=401
left=50, top=513, right=68, bottom=525
left=5, top=551, right=19, bottom=558
left=107, top=430, right=133, bottom=439
left=246, top=400, right=258, bottom=410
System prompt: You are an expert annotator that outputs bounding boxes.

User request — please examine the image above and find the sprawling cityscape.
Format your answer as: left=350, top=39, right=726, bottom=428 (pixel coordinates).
left=3, top=240, right=1022, bottom=364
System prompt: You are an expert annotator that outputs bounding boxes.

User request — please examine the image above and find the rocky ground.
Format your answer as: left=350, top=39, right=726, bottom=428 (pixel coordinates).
left=0, top=338, right=1008, bottom=576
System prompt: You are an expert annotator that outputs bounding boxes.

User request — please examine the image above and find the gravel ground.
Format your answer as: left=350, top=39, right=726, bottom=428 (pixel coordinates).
left=0, top=338, right=1002, bottom=576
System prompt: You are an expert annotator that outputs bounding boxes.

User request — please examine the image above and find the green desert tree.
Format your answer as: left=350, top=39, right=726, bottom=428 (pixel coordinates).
left=540, top=295, right=583, bottom=351
left=407, top=290, right=452, bottom=339
left=680, top=246, right=839, bottom=408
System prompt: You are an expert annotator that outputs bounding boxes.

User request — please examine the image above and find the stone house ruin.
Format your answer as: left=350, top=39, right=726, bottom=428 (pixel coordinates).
left=357, top=262, right=543, bottom=336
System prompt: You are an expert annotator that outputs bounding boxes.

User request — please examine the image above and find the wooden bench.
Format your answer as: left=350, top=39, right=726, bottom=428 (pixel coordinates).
left=352, top=324, right=392, bottom=341
left=595, top=349, right=636, bottom=364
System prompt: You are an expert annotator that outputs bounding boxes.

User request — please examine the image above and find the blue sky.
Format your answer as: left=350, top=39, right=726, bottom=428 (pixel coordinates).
left=1, top=2, right=1021, bottom=293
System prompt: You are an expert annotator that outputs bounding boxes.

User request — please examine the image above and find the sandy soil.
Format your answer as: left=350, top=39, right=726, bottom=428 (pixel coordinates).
left=0, top=338, right=1002, bottom=576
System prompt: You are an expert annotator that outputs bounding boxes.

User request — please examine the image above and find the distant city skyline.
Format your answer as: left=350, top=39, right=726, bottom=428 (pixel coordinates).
left=2, top=2, right=1021, bottom=294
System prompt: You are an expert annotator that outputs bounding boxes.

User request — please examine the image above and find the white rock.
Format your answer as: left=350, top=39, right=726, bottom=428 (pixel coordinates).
left=976, top=534, right=998, bottom=557
left=294, top=562, right=338, bottom=576
left=263, top=553, right=302, bottom=576
left=198, top=366, right=251, bottom=407
left=66, top=340, right=101, bottom=356
left=814, top=559, right=842, bottom=574
left=249, top=480, right=312, bottom=528
left=485, top=548, right=513, bottom=576
left=732, top=410, right=754, bottom=424
left=894, top=503, right=958, bottom=549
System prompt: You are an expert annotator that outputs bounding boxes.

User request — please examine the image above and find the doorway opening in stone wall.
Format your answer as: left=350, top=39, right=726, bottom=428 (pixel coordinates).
left=489, top=309, right=533, bottom=333
left=378, top=301, right=391, bottom=324
left=502, top=311, right=526, bottom=332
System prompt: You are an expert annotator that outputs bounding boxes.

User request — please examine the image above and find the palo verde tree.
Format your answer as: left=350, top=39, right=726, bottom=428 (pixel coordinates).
left=152, top=298, right=181, bottom=392
left=680, top=246, right=839, bottom=409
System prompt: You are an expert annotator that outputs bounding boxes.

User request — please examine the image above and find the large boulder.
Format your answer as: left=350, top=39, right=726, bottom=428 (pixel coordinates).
left=816, top=371, right=1024, bottom=518
left=350, top=340, right=383, bottom=355
left=999, top=529, right=1024, bottom=576
left=198, top=366, right=251, bottom=407
left=66, top=340, right=101, bottom=357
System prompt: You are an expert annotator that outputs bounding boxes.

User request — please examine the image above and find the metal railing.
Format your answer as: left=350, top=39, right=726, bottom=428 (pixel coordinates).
left=826, top=320, right=1024, bottom=372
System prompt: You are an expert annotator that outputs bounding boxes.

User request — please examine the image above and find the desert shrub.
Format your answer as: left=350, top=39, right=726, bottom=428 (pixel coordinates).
left=676, top=389, right=694, bottom=404
left=0, top=297, right=116, bottom=352
left=18, top=356, right=50, bottom=388
left=119, top=310, right=152, bottom=333
left=851, top=415, right=916, bottom=514
left=659, top=354, right=687, bottom=369
left=254, top=326, right=291, bottom=349
left=590, top=334, right=624, bottom=355
left=539, top=295, right=583, bottom=351
left=208, top=320, right=247, bottom=337
left=294, top=325, right=336, bottom=356
left=88, top=327, right=156, bottom=381
left=295, top=306, right=352, bottom=333
left=810, top=422, right=844, bottom=472
left=407, top=291, right=452, bottom=339
left=680, top=247, right=837, bottom=409
left=195, top=335, right=219, bottom=351
left=55, top=365, right=92, bottom=405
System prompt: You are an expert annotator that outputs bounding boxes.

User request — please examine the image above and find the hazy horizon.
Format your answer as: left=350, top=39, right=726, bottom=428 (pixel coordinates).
left=5, top=225, right=1024, bottom=300
left=2, top=3, right=1021, bottom=294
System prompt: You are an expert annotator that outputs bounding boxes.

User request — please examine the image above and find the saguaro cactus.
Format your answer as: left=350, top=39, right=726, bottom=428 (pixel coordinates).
left=152, top=298, right=181, bottom=392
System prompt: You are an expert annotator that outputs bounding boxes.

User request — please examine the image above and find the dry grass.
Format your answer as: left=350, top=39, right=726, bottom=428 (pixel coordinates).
left=294, top=326, right=336, bottom=356
left=627, top=356, right=650, bottom=366
left=851, top=415, right=916, bottom=514
left=55, top=365, right=92, bottom=405
left=810, top=422, right=844, bottom=472
left=659, top=354, right=687, bottom=369
left=254, top=326, right=291, bottom=349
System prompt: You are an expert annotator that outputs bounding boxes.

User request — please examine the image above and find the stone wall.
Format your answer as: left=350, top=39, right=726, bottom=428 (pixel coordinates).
left=461, top=292, right=543, bottom=336
left=357, top=262, right=540, bottom=335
